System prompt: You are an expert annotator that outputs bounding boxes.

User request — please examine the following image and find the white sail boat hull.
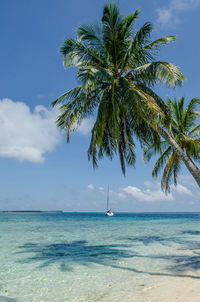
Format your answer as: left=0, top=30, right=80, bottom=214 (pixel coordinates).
left=105, top=185, right=114, bottom=216
left=106, top=211, right=114, bottom=216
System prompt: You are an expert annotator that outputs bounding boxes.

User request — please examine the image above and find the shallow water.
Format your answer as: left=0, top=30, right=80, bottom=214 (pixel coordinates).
left=1, top=212, right=200, bottom=302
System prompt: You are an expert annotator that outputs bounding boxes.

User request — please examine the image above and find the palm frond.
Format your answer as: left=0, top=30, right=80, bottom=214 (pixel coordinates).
left=51, top=86, right=82, bottom=107
left=121, top=23, right=154, bottom=71
left=61, top=38, right=105, bottom=68
left=133, top=22, right=152, bottom=46
left=161, top=152, right=176, bottom=193
left=121, top=9, right=139, bottom=37
left=56, top=88, right=99, bottom=141
left=184, top=98, right=200, bottom=131
left=152, top=146, right=172, bottom=179
left=189, top=124, right=200, bottom=137
left=134, top=61, right=185, bottom=87
left=143, top=141, right=169, bottom=162
left=77, top=24, right=103, bottom=49
left=144, top=35, right=177, bottom=51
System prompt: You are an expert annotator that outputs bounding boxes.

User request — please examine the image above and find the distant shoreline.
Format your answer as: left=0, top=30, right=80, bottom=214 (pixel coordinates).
left=0, top=210, right=63, bottom=213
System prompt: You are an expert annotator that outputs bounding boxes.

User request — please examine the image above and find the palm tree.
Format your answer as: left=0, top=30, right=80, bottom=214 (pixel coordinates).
left=143, top=97, right=200, bottom=192
left=52, top=3, right=200, bottom=186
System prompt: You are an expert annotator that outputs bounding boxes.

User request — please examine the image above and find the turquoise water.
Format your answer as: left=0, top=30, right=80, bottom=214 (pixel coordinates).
left=1, top=212, right=200, bottom=302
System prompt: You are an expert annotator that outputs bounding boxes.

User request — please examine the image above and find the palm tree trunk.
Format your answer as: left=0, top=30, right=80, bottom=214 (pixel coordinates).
left=138, top=85, right=200, bottom=187
left=157, top=126, right=200, bottom=187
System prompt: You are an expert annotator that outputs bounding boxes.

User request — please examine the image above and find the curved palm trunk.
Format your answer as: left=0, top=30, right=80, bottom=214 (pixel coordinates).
left=139, top=86, right=200, bottom=187
left=157, top=126, right=200, bottom=187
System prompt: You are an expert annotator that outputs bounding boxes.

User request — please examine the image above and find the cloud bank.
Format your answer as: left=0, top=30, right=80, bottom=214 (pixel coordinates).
left=121, top=182, right=192, bottom=202
left=122, top=185, right=174, bottom=202
left=87, top=180, right=193, bottom=203
left=0, top=98, right=94, bottom=163
left=0, top=99, right=61, bottom=162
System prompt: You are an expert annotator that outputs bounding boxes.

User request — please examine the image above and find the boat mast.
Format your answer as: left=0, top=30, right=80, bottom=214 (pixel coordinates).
left=107, top=185, right=109, bottom=211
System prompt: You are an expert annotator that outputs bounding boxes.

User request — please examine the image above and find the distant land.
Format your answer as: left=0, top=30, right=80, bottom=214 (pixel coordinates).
left=0, top=210, right=63, bottom=213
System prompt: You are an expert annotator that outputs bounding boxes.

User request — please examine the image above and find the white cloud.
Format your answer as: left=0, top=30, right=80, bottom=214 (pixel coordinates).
left=173, top=184, right=193, bottom=195
left=173, top=0, right=200, bottom=10
left=88, top=184, right=94, bottom=190
left=156, top=0, right=200, bottom=26
left=120, top=180, right=193, bottom=202
left=121, top=185, right=174, bottom=202
left=157, top=8, right=173, bottom=26
left=75, top=118, right=94, bottom=135
left=98, top=186, right=104, bottom=191
left=0, top=98, right=61, bottom=163
left=0, top=98, right=95, bottom=163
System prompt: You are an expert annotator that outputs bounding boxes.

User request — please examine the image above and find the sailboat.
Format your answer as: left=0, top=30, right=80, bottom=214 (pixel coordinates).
left=105, top=186, right=114, bottom=216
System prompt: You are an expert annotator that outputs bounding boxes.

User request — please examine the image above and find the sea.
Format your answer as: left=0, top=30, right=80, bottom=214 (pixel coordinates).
left=0, top=212, right=200, bottom=302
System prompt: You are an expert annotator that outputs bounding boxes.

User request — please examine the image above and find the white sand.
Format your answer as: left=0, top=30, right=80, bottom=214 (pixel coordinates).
left=133, top=272, right=200, bottom=302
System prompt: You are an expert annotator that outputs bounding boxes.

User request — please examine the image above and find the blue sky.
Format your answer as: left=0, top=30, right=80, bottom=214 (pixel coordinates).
left=0, top=0, right=200, bottom=211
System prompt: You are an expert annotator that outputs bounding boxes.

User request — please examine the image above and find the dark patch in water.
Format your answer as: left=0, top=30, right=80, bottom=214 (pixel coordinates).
left=119, top=235, right=183, bottom=246
left=181, top=230, right=200, bottom=235
left=16, top=240, right=135, bottom=272
left=0, top=296, right=17, bottom=302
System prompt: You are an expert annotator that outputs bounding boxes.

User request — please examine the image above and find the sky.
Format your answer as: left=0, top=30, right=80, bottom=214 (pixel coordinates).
left=0, top=0, right=200, bottom=212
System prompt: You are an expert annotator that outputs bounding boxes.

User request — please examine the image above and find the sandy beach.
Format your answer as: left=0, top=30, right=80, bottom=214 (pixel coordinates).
left=135, top=275, right=200, bottom=302
left=101, top=268, right=200, bottom=302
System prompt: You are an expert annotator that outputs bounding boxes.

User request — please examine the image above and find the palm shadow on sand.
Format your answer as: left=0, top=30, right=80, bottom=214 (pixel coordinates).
left=16, top=234, right=200, bottom=279
left=118, top=235, right=183, bottom=246
left=16, top=240, right=134, bottom=271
